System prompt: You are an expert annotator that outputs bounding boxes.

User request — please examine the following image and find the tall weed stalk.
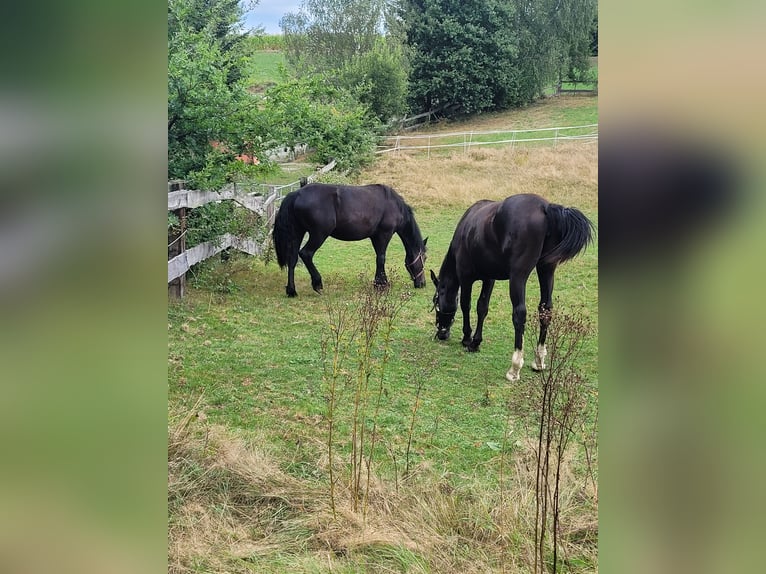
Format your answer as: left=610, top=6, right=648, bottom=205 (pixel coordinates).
left=320, top=294, right=359, bottom=518
left=510, top=310, right=596, bottom=573
left=320, top=275, right=411, bottom=517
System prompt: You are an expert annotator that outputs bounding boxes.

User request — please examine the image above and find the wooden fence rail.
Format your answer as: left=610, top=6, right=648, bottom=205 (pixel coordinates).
left=168, top=234, right=262, bottom=283
left=376, top=124, right=598, bottom=156
left=167, top=159, right=337, bottom=298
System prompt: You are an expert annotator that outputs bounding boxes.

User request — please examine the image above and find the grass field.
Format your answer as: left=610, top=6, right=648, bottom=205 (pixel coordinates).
left=246, top=50, right=286, bottom=92
left=169, top=97, right=598, bottom=573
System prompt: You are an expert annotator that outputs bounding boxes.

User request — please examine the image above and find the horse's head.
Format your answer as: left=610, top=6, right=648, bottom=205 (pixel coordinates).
left=405, top=237, right=428, bottom=288
left=430, top=269, right=456, bottom=340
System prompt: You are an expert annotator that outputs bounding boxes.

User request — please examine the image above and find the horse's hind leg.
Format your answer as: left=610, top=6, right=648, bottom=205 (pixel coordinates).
left=506, top=274, right=529, bottom=382
left=532, top=262, right=556, bottom=371
left=286, top=251, right=299, bottom=297
left=285, top=233, right=302, bottom=297
left=299, top=232, right=328, bottom=293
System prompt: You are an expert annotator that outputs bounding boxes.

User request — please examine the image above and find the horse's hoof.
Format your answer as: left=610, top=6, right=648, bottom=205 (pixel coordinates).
left=462, top=340, right=480, bottom=352
left=531, top=362, right=546, bottom=372
left=286, top=287, right=297, bottom=297
left=506, top=350, right=524, bottom=382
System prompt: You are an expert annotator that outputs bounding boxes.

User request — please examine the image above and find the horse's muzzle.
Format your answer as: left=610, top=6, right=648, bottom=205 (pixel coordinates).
left=435, top=328, right=450, bottom=341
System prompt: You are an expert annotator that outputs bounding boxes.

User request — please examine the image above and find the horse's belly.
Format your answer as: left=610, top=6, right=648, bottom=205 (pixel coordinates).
left=461, top=254, right=509, bottom=280
left=330, top=228, right=372, bottom=241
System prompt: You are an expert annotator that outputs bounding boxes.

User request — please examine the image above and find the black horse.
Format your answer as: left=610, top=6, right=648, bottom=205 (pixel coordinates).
left=430, top=193, right=593, bottom=381
left=273, top=182, right=428, bottom=296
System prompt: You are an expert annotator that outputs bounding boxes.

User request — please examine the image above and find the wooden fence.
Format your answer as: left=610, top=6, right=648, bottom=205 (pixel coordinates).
left=167, top=160, right=336, bottom=298
left=376, top=124, right=598, bottom=156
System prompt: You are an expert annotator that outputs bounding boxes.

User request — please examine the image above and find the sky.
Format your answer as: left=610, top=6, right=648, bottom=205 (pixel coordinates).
left=242, top=0, right=302, bottom=35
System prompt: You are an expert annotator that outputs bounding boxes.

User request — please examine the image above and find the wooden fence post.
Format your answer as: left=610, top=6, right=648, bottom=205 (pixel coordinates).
left=168, top=180, right=186, bottom=299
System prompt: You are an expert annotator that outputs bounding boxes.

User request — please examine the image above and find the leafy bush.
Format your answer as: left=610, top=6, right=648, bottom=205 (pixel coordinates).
left=185, top=148, right=279, bottom=191
left=184, top=199, right=262, bottom=250
left=261, top=76, right=380, bottom=171
left=340, top=38, right=409, bottom=123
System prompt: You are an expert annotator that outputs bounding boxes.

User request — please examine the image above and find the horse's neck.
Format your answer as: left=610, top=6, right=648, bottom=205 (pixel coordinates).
left=397, top=217, right=420, bottom=257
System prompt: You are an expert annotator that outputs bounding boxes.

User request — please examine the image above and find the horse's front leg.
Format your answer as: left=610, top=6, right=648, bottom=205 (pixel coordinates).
left=468, top=280, right=495, bottom=352
left=371, top=233, right=393, bottom=288
left=460, top=282, right=474, bottom=350
left=506, top=275, right=528, bottom=382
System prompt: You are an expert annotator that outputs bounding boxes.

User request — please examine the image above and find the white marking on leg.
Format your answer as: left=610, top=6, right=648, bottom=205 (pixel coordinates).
left=531, top=344, right=547, bottom=371
left=505, top=349, right=524, bottom=382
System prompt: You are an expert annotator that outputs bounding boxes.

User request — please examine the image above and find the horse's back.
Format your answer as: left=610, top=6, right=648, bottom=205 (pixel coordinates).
left=451, top=194, right=551, bottom=279
left=449, top=200, right=503, bottom=278
left=496, top=194, right=548, bottom=233
left=293, top=182, right=400, bottom=240
left=290, top=183, right=338, bottom=231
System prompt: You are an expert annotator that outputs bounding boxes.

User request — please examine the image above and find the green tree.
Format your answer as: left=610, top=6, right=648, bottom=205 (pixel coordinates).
left=553, top=0, right=598, bottom=82
left=590, top=11, right=598, bottom=57
left=168, top=0, right=252, bottom=86
left=168, top=0, right=261, bottom=182
left=403, top=0, right=519, bottom=116
left=339, top=38, right=410, bottom=122
left=281, top=0, right=409, bottom=122
left=281, top=0, right=384, bottom=72
left=403, top=0, right=597, bottom=117
left=512, top=0, right=597, bottom=99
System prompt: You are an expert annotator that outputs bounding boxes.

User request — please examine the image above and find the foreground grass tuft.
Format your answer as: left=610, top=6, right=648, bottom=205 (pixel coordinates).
left=168, top=405, right=596, bottom=573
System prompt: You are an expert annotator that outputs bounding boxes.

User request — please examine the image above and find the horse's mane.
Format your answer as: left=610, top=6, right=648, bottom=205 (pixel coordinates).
left=381, top=184, right=424, bottom=246
left=379, top=184, right=408, bottom=213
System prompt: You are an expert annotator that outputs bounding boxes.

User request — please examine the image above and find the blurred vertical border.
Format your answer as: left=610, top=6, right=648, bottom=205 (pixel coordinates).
left=0, top=1, right=167, bottom=573
left=601, top=1, right=766, bottom=573
left=2, top=1, right=765, bottom=573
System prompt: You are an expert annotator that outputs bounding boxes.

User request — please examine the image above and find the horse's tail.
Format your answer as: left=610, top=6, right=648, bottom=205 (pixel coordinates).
left=273, top=191, right=300, bottom=269
left=541, top=204, right=595, bottom=264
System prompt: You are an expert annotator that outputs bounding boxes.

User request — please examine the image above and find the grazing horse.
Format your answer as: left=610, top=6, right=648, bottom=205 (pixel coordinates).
left=430, top=193, right=593, bottom=381
left=273, top=182, right=428, bottom=296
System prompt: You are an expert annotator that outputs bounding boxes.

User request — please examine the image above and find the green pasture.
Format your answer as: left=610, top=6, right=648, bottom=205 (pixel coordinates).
left=246, top=50, right=287, bottom=90
left=168, top=203, right=598, bottom=483
left=169, top=93, right=598, bottom=571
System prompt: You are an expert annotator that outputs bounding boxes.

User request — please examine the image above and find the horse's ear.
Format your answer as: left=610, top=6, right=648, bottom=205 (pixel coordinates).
left=430, top=269, right=438, bottom=287
left=423, top=237, right=428, bottom=248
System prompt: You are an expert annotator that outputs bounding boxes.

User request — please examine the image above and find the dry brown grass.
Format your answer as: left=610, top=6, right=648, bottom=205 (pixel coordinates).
left=362, top=143, right=598, bottom=213
left=168, top=407, right=597, bottom=573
